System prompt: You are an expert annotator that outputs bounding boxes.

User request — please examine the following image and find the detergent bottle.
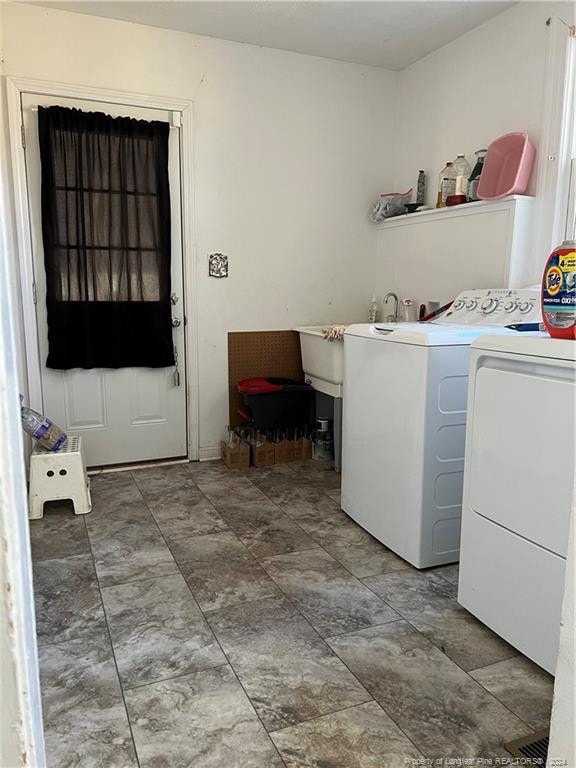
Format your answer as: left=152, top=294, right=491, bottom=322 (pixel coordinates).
left=541, top=240, right=576, bottom=339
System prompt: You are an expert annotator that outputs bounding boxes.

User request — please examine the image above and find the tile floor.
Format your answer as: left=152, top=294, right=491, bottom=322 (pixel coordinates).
left=30, top=460, right=554, bottom=768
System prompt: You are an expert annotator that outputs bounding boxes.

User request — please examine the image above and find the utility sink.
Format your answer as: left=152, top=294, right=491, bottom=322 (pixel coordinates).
left=295, top=325, right=345, bottom=398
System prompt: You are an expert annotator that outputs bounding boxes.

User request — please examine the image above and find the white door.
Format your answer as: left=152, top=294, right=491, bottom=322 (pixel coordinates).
left=22, top=94, right=188, bottom=467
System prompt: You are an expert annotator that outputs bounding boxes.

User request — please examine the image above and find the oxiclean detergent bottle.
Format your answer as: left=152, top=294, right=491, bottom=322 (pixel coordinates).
left=541, top=240, right=576, bottom=340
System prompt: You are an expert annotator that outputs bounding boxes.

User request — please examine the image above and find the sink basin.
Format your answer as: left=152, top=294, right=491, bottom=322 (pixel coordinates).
left=295, top=325, right=345, bottom=397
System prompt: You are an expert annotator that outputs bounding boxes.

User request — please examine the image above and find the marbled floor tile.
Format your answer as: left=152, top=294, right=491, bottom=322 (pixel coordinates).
left=469, top=656, right=554, bottom=730
left=290, top=460, right=340, bottom=479
left=173, top=531, right=282, bottom=611
left=29, top=501, right=90, bottom=561
left=291, top=460, right=336, bottom=474
left=255, top=481, right=330, bottom=510
left=325, top=488, right=342, bottom=504
left=280, top=496, right=381, bottom=550
left=242, top=463, right=297, bottom=482
left=89, top=470, right=144, bottom=513
left=433, top=563, right=460, bottom=586
left=39, top=634, right=138, bottom=768
left=218, top=500, right=318, bottom=559
left=101, top=573, right=225, bottom=688
left=288, top=468, right=341, bottom=490
left=186, top=460, right=245, bottom=483
left=146, top=485, right=228, bottom=540
left=278, top=493, right=347, bottom=525
left=33, top=554, right=106, bottom=645
left=363, top=569, right=516, bottom=670
left=125, top=665, right=283, bottom=768
left=327, top=621, right=531, bottom=762
left=271, top=700, right=423, bottom=767
left=207, top=596, right=371, bottom=732
left=198, top=478, right=269, bottom=509
left=86, top=512, right=179, bottom=587
left=261, top=549, right=399, bottom=637
left=131, top=463, right=196, bottom=503
left=323, top=536, right=411, bottom=579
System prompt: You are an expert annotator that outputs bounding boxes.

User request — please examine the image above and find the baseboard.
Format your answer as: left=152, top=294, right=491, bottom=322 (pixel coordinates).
left=88, top=457, right=190, bottom=475
left=86, top=446, right=221, bottom=474
left=198, top=445, right=221, bottom=462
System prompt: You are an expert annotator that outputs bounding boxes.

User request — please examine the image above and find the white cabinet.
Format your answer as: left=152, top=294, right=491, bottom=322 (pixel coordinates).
left=375, top=196, right=535, bottom=306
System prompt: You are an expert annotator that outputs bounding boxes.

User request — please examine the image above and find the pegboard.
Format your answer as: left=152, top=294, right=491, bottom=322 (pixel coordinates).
left=228, top=331, right=304, bottom=427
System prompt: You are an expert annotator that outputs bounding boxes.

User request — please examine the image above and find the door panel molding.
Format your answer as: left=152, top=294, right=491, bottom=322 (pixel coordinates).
left=64, top=372, right=108, bottom=430
left=6, top=76, right=199, bottom=460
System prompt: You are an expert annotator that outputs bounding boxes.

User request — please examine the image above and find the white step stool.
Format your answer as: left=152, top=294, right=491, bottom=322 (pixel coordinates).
left=28, top=435, right=92, bottom=519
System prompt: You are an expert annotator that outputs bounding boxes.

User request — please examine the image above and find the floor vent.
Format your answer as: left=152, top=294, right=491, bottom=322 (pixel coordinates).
left=505, top=729, right=549, bottom=765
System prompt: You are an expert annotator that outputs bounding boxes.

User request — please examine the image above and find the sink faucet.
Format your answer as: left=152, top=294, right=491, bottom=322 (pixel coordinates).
left=383, top=292, right=399, bottom=322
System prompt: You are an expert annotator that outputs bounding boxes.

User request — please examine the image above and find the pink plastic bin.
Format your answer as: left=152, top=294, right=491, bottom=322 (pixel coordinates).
left=477, top=132, right=535, bottom=200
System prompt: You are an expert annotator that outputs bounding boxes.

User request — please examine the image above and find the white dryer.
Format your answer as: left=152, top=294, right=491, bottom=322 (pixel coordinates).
left=341, top=287, right=541, bottom=569
left=458, top=334, right=575, bottom=673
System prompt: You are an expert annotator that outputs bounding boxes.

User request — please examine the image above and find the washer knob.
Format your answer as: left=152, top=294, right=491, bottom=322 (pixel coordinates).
left=465, top=299, right=478, bottom=310
left=518, top=301, right=533, bottom=313
left=504, top=300, right=517, bottom=312
left=480, top=297, right=499, bottom=314
left=453, top=299, right=465, bottom=310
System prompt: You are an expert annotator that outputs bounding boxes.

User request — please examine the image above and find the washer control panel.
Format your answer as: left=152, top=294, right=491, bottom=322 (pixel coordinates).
left=435, top=288, right=541, bottom=326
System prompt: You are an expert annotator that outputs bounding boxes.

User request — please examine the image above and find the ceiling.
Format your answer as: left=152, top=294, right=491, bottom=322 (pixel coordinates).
left=26, top=1, right=514, bottom=70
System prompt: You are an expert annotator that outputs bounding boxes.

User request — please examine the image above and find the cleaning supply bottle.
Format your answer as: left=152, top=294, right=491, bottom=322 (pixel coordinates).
left=416, top=170, right=426, bottom=206
left=312, top=417, right=334, bottom=462
left=541, top=240, right=576, bottom=339
left=436, top=162, right=453, bottom=208
left=452, top=154, right=472, bottom=198
left=400, top=299, right=418, bottom=322
left=468, top=149, right=487, bottom=202
left=368, top=296, right=379, bottom=323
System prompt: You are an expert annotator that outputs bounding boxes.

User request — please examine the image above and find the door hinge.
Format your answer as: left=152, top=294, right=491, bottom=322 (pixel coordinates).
left=21, top=124, right=26, bottom=149
left=32, top=282, right=37, bottom=304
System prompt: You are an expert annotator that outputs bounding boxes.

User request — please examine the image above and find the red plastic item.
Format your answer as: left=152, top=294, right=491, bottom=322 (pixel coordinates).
left=446, top=194, right=467, bottom=207
left=477, top=132, right=535, bottom=200
left=237, top=377, right=283, bottom=394
left=420, top=300, right=454, bottom=322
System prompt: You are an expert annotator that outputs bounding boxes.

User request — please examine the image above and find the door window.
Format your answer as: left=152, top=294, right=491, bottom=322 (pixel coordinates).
left=38, top=105, right=174, bottom=369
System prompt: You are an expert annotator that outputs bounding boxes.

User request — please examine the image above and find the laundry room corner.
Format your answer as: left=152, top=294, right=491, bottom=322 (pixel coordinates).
left=0, top=1, right=574, bottom=766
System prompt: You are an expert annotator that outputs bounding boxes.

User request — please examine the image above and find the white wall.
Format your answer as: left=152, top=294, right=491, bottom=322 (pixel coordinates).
left=370, top=1, right=574, bottom=306
left=0, top=3, right=397, bottom=455
left=394, top=1, right=572, bottom=206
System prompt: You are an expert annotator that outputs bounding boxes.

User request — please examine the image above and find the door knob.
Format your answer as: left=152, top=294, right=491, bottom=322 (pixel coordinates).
left=171, top=317, right=182, bottom=328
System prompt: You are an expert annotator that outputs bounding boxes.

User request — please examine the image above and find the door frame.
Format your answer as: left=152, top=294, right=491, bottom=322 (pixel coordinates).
left=6, top=76, right=200, bottom=461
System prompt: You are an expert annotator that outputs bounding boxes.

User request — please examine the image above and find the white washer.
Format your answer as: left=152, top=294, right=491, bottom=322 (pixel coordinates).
left=341, top=287, right=541, bottom=569
left=458, top=334, right=575, bottom=673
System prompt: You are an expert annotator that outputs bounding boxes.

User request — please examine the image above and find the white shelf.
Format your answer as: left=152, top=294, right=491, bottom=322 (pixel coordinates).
left=375, top=193, right=535, bottom=295
left=375, top=195, right=534, bottom=229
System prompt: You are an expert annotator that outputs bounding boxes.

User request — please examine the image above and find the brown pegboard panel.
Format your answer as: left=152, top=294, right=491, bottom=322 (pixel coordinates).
left=228, top=331, right=304, bottom=427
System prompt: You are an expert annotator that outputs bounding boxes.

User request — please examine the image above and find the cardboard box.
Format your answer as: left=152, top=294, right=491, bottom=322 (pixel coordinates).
left=251, top=435, right=275, bottom=467
left=221, top=438, right=250, bottom=470
left=274, top=438, right=295, bottom=463
left=294, top=437, right=313, bottom=461
left=274, top=439, right=288, bottom=464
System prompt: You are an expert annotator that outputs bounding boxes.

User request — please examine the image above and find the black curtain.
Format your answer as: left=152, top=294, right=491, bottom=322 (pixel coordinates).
left=38, top=105, right=175, bottom=369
